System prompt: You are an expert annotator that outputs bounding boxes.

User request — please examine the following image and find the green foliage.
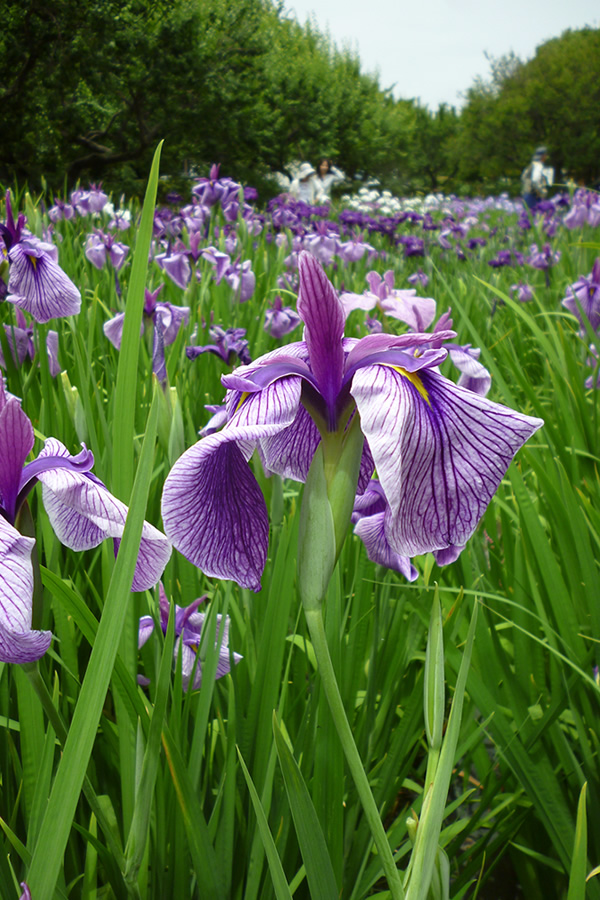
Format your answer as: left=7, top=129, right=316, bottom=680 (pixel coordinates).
left=2, top=138, right=600, bottom=897
left=454, top=28, right=600, bottom=188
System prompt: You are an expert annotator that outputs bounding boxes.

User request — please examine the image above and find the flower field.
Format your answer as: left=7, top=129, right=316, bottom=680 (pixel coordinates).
left=0, top=147, right=599, bottom=900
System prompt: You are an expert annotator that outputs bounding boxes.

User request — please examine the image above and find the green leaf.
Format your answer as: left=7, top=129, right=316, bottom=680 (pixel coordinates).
left=238, top=747, right=293, bottom=900
left=161, top=724, right=224, bottom=897
left=112, top=140, right=163, bottom=500
left=272, top=712, right=339, bottom=900
left=25, top=383, right=162, bottom=900
left=123, top=601, right=175, bottom=885
left=405, top=602, right=478, bottom=900
left=567, top=783, right=587, bottom=900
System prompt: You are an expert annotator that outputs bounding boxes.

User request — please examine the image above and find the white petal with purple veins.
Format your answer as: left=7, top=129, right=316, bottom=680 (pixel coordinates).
left=0, top=516, right=52, bottom=662
left=351, top=364, right=543, bottom=559
left=162, top=377, right=302, bottom=590
left=8, top=241, right=81, bottom=323
left=37, top=439, right=171, bottom=591
left=448, top=346, right=492, bottom=396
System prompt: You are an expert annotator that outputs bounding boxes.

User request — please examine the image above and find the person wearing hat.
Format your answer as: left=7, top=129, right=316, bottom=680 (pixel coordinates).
left=521, top=146, right=553, bottom=209
left=290, top=162, right=317, bottom=204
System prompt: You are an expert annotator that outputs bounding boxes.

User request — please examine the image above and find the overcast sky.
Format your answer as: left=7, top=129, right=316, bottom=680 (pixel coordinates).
left=283, top=0, right=599, bottom=109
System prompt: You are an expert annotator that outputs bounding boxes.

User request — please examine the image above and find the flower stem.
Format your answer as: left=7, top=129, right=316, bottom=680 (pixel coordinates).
left=303, top=605, right=405, bottom=900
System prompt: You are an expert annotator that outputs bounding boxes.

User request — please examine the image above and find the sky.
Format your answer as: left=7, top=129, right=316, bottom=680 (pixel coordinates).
left=283, top=0, right=599, bottom=110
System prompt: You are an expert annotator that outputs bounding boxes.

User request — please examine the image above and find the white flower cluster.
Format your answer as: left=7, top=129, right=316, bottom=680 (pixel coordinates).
left=340, top=187, right=525, bottom=218
left=340, top=188, right=456, bottom=216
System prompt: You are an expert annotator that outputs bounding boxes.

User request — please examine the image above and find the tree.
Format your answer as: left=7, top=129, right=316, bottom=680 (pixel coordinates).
left=452, top=28, right=600, bottom=190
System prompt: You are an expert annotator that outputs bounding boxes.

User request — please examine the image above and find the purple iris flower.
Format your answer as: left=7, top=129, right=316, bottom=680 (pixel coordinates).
left=224, top=259, right=256, bottom=302
left=407, top=269, right=429, bottom=288
left=0, top=308, right=61, bottom=376
left=365, top=316, right=383, bottom=334
left=85, top=230, right=129, bottom=271
left=200, top=247, right=232, bottom=284
left=264, top=296, right=301, bottom=339
left=103, top=286, right=189, bottom=379
left=186, top=326, right=251, bottom=366
left=438, top=230, right=453, bottom=250
left=192, top=164, right=241, bottom=211
left=564, top=200, right=588, bottom=229
left=511, top=282, right=534, bottom=303
left=447, top=345, right=492, bottom=396
left=341, top=269, right=437, bottom=332
left=154, top=242, right=192, bottom=291
left=48, top=199, right=76, bottom=223
left=397, top=235, right=425, bottom=257
left=0, top=380, right=171, bottom=662
left=70, top=185, right=108, bottom=216
left=1, top=193, right=81, bottom=323
left=528, top=243, right=560, bottom=271
left=19, top=884, right=31, bottom=900
left=337, top=234, right=376, bottom=264
left=199, top=404, right=229, bottom=437
left=138, top=584, right=242, bottom=691
left=562, top=259, right=600, bottom=335
left=162, top=252, right=543, bottom=591
left=303, top=223, right=338, bottom=266
left=487, top=250, right=514, bottom=269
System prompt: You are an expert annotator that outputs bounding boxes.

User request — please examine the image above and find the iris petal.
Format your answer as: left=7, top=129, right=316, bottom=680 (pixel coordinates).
left=0, top=398, right=35, bottom=522
left=0, top=516, right=51, bottom=663
left=297, top=251, right=345, bottom=418
left=37, top=439, right=171, bottom=591
left=354, top=511, right=418, bottom=581
left=163, top=437, right=268, bottom=591
left=8, top=241, right=81, bottom=323
left=351, top=364, right=543, bottom=559
left=162, top=376, right=302, bottom=590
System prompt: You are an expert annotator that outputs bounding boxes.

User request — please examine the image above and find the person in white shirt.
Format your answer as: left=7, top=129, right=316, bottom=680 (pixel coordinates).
left=314, top=158, right=345, bottom=203
left=289, top=163, right=318, bottom=204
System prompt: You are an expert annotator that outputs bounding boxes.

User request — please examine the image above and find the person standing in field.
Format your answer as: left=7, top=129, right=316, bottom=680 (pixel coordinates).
left=521, top=146, right=553, bottom=209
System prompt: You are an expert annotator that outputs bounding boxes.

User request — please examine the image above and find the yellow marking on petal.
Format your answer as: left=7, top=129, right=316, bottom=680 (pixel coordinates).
left=27, top=255, right=38, bottom=270
left=384, top=364, right=430, bottom=406
left=235, top=391, right=250, bottom=413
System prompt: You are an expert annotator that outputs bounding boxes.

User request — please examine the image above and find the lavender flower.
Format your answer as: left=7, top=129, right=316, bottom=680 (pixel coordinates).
left=162, top=252, right=543, bottom=590
left=138, top=584, right=242, bottom=690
